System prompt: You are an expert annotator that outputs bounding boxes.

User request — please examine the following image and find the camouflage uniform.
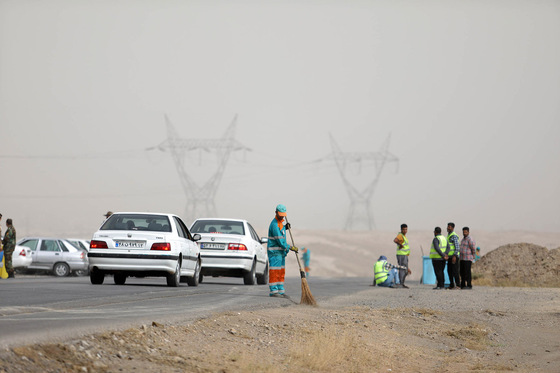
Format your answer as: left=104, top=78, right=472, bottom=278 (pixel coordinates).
left=2, top=225, right=16, bottom=276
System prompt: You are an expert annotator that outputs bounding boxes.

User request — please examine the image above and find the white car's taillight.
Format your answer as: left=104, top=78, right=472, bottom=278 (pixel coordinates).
left=19, top=249, right=26, bottom=256
left=90, top=240, right=108, bottom=249
left=151, top=243, right=171, bottom=251
left=228, top=243, right=247, bottom=251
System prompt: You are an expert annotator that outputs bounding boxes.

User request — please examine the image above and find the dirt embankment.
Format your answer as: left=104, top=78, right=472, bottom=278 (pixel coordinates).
left=473, top=243, right=560, bottom=287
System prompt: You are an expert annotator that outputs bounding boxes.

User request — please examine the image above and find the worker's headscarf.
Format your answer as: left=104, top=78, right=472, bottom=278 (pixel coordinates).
left=276, top=204, right=287, bottom=230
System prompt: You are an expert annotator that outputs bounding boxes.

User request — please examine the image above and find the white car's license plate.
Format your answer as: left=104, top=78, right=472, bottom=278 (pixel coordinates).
left=115, top=240, right=145, bottom=248
left=201, top=243, right=226, bottom=250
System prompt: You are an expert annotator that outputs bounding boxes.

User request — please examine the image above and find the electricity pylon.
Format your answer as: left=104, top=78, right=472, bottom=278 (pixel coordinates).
left=156, top=114, right=249, bottom=223
left=329, top=133, right=398, bottom=230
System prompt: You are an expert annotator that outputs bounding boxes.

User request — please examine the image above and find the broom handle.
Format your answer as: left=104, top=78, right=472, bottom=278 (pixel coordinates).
left=285, top=217, right=306, bottom=279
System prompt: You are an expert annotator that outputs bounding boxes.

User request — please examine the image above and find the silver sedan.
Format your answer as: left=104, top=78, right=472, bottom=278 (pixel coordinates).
left=16, top=237, right=89, bottom=277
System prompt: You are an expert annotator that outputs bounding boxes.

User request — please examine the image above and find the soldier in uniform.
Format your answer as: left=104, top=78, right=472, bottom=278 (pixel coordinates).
left=2, top=218, right=17, bottom=278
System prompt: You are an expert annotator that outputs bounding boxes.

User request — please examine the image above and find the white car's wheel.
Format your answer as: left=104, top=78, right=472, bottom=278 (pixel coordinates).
left=257, top=262, right=269, bottom=285
left=186, top=258, right=200, bottom=287
left=90, top=270, right=104, bottom=285
left=243, top=260, right=257, bottom=285
left=167, top=260, right=181, bottom=287
left=114, top=273, right=126, bottom=285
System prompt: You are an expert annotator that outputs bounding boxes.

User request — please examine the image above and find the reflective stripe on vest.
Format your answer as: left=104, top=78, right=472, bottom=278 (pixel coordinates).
left=396, top=234, right=410, bottom=256
left=374, top=260, right=389, bottom=284
left=447, top=231, right=458, bottom=256
left=429, top=235, right=448, bottom=259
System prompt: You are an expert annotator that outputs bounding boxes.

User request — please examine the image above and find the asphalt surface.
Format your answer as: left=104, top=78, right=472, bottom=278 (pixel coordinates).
left=0, top=274, right=373, bottom=348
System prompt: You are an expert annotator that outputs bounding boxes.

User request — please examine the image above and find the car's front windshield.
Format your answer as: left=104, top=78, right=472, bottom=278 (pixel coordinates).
left=190, top=220, right=244, bottom=235
left=101, top=214, right=172, bottom=232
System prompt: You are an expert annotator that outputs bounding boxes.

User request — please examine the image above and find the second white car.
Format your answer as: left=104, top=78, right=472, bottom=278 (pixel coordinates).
left=190, top=218, right=268, bottom=285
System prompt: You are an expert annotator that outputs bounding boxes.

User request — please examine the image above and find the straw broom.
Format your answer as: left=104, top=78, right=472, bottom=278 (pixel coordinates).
left=285, top=217, right=317, bottom=306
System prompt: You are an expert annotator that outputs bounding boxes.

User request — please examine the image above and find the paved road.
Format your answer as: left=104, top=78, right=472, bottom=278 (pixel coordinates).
left=0, top=275, right=372, bottom=348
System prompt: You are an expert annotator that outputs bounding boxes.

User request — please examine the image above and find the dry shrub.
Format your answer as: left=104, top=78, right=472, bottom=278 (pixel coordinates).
left=288, top=326, right=376, bottom=372
left=226, top=352, right=281, bottom=373
left=446, top=323, right=489, bottom=350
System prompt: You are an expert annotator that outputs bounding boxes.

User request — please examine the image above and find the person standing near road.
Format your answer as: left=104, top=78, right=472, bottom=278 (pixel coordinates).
left=429, top=226, right=449, bottom=290
left=2, top=218, right=17, bottom=279
left=393, top=224, right=410, bottom=288
left=0, top=213, right=3, bottom=250
left=446, top=222, right=461, bottom=290
left=301, top=247, right=310, bottom=278
left=267, top=204, right=297, bottom=297
left=474, top=247, right=481, bottom=262
left=460, top=227, right=477, bottom=289
left=373, top=255, right=412, bottom=288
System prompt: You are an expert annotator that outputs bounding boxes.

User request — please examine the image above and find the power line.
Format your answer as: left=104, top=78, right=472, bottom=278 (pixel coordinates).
left=0, top=149, right=148, bottom=160
left=155, top=114, right=249, bottom=221
left=324, top=132, right=399, bottom=230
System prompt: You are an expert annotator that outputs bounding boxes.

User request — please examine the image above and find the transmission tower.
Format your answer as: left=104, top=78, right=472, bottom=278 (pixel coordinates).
left=156, top=114, right=249, bottom=223
left=329, top=133, right=398, bottom=230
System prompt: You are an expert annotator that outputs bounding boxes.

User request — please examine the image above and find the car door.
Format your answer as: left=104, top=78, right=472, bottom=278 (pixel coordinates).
left=248, top=223, right=266, bottom=269
left=37, top=239, right=63, bottom=268
left=172, top=216, right=191, bottom=271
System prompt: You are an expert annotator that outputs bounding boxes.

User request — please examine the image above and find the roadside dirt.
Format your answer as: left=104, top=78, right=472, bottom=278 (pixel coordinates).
left=1, top=241, right=559, bottom=372
left=1, top=284, right=559, bottom=372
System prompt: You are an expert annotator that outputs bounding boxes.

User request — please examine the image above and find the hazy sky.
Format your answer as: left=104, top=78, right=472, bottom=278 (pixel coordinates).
left=1, top=0, right=559, bottom=237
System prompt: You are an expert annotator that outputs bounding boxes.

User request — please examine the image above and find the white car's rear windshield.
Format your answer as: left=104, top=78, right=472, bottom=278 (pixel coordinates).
left=191, top=220, right=245, bottom=235
left=101, top=214, right=172, bottom=232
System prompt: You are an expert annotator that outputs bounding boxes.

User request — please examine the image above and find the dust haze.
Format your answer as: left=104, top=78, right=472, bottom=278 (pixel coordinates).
left=1, top=0, right=559, bottom=239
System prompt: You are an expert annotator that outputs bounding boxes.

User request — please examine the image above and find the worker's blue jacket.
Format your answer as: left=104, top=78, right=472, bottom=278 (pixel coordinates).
left=268, top=218, right=290, bottom=254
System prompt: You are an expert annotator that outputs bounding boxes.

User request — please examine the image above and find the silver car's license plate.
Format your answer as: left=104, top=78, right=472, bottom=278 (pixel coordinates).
left=201, top=242, right=226, bottom=250
left=115, top=240, right=145, bottom=248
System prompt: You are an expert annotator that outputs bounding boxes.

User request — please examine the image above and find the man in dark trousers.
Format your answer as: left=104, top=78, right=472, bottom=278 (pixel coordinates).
left=446, top=222, right=461, bottom=289
left=460, top=227, right=477, bottom=289
left=429, top=226, right=448, bottom=290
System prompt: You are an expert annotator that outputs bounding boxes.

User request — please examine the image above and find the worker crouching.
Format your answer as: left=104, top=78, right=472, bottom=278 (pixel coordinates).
left=374, top=255, right=411, bottom=288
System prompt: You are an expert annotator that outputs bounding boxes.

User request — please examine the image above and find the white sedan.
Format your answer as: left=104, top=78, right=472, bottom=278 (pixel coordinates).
left=12, top=245, right=33, bottom=269
left=88, top=212, right=201, bottom=287
left=190, top=218, right=268, bottom=285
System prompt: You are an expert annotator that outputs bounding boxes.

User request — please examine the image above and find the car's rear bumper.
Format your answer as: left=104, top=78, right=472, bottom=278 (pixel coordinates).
left=13, top=258, right=33, bottom=268
left=88, top=252, right=178, bottom=273
left=200, top=252, right=253, bottom=271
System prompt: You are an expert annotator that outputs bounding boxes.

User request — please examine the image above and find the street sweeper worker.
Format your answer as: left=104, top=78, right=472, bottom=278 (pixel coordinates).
left=374, top=255, right=411, bottom=287
left=267, top=204, right=298, bottom=297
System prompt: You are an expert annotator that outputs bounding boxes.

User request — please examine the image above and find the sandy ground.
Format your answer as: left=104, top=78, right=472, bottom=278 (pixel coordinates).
left=0, top=229, right=559, bottom=372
